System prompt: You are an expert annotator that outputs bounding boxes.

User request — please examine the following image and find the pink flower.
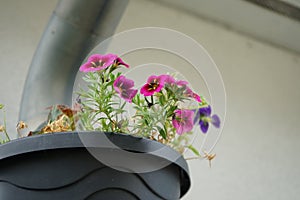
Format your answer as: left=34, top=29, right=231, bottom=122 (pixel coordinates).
left=192, top=93, right=201, bottom=102
left=140, top=75, right=167, bottom=96
left=176, top=80, right=188, bottom=86
left=163, top=75, right=201, bottom=101
left=164, top=75, right=188, bottom=86
left=164, top=75, right=176, bottom=84
left=80, top=54, right=117, bottom=72
left=172, top=109, right=194, bottom=135
left=115, top=57, right=129, bottom=68
left=113, top=75, right=137, bottom=103
left=183, top=85, right=202, bottom=102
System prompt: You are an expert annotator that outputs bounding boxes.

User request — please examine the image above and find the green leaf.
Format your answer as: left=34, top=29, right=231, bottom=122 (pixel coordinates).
left=120, top=101, right=126, bottom=110
left=167, top=105, right=177, bottom=117
left=187, top=145, right=200, bottom=156
left=0, top=139, right=9, bottom=144
left=158, top=95, right=164, bottom=105
left=0, top=104, right=4, bottom=109
left=144, top=119, right=149, bottom=126
left=116, top=72, right=122, bottom=77
left=101, top=119, right=107, bottom=130
left=109, top=73, right=115, bottom=80
left=157, top=126, right=167, bottom=139
left=137, top=94, right=141, bottom=105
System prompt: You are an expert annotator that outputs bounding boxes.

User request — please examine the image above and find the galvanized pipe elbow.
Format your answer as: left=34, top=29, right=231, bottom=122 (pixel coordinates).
left=19, top=0, right=128, bottom=127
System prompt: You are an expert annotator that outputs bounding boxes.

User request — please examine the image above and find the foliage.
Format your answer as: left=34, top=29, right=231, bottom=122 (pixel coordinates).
left=0, top=53, right=221, bottom=158
left=74, top=54, right=221, bottom=155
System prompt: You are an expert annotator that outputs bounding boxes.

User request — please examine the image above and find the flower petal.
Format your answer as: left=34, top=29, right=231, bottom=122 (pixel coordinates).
left=115, top=75, right=134, bottom=89
left=193, top=93, right=202, bottom=102
left=116, top=57, right=129, bottom=68
left=141, top=75, right=165, bottom=96
left=113, top=75, right=137, bottom=102
left=176, top=80, right=188, bottom=86
left=172, top=117, right=180, bottom=129
left=172, top=109, right=194, bottom=135
left=140, top=84, right=155, bottom=96
left=79, top=54, right=117, bottom=72
left=121, top=89, right=138, bottom=102
left=211, top=114, right=221, bottom=128
left=164, top=75, right=176, bottom=84
left=79, top=63, right=96, bottom=72
left=199, top=120, right=209, bottom=133
left=199, top=106, right=211, bottom=116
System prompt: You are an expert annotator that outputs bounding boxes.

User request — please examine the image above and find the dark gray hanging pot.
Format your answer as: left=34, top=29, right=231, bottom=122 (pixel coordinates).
left=0, top=132, right=190, bottom=200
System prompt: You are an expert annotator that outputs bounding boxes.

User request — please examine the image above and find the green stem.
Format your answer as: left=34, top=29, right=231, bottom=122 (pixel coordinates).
left=104, top=111, right=114, bottom=124
left=2, top=110, right=10, bottom=141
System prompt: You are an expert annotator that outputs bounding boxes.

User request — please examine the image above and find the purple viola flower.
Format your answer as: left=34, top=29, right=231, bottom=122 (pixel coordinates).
left=172, top=109, right=194, bottom=135
left=79, top=54, right=117, bottom=72
left=140, top=75, right=167, bottom=96
left=194, top=105, right=220, bottom=133
left=113, top=75, right=138, bottom=103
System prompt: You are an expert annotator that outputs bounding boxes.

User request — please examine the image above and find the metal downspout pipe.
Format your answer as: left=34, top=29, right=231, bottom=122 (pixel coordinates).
left=19, top=0, right=128, bottom=127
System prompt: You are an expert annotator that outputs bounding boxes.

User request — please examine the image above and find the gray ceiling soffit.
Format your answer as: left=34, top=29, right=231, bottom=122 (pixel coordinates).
left=157, top=0, right=300, bottom=54
left=244, top=0, right=300, bottom=22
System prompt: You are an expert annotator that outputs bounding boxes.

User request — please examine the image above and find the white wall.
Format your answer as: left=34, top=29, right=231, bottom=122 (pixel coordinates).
left=1, top=0, right=300, bottom=199
left=0, top=0, right=57, bottom=135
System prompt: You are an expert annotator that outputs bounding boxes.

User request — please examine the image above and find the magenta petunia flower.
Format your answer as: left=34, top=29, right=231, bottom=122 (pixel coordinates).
left=172, top=109, right=194, bottom=135
left=79, top=54, right=117, bottom=72
left=162, top=76, right=201, bottom=102
left=164, top=75, right=188, bottom=86
left=183, top=85, right=202, bottom=102
left=115, top=57, right=129, bottom=68
left=113, top=75, right=138, bottom=103
left=193, top=93, right=201, bottom=102
left=140, top=75, right=167, bottom=96
left=176, top=80, right=188, bottom=86
left=164, top=75, right=176, bottom=85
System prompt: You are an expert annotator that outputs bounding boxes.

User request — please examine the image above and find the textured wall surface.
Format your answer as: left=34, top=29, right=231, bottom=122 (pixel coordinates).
left=0, top=0, right=299, bottom=199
